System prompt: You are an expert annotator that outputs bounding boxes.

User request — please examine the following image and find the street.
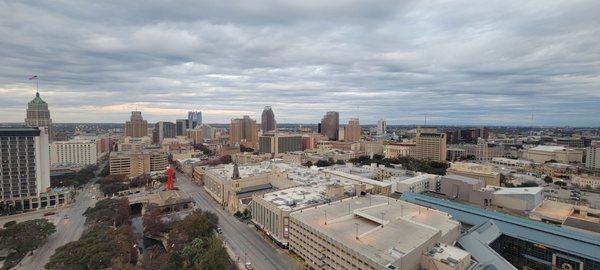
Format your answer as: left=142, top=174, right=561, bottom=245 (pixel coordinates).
left=15, top=163, right=105, bottom=270
left=177, top=173, right=300, bottom=270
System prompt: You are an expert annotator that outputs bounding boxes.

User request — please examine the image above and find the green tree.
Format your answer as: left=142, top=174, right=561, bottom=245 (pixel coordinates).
left=543, top=175, right=553, bottom=184
left=198, top=236, right=231, bottom=270
left=0, top=219, right=55, bottom=269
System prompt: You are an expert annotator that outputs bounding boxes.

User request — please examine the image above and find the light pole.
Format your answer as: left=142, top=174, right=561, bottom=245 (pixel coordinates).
left=355, top=223, right=359, bottom=240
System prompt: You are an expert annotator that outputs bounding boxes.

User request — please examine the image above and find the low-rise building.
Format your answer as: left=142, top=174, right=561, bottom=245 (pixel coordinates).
left=384, top=142, right=415, bottom=158
left=446, top=162, right=500, bottom=187
left=523, top=145, right=583, bottom=164
left=288, top=195, right=461, bottom=270
left=109, top=150, right=168, bottom=178
left=440, top=175, right=484, bottom=201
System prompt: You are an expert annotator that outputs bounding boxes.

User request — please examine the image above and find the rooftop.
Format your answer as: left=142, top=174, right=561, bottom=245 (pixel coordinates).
left=291, top=195, right=460, bottom=268
left=529, top=145, right=566, bottom=152
left=442, top=174, right=482, bottom=185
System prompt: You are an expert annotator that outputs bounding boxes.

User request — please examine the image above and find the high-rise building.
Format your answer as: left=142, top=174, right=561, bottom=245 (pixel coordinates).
left=261, top=106, right=276, bottom=132
left=586, top=142, right=600, bottom=169
left=198, top=124, right=215, bottom=140
left=344, top=118, right=361, bottom=142
left=25, top=92, right=53, bottom=140
left=1, top=127, right=50, bottom=209
left=51, top=140, right=97, bottom=167
left=320, top=111, right=339, bottom=141
left=377, top=119, right=387, bottom=135
left=415, top=132, right=447, bottom=162
left=154, top=121, right=176, bottom=143
left=187, top=111, right=202, bottom=129
left=124, top=111, right=148, bottom=138
left=230, top=116, right=258, bottom=146
left=176, top=119, right=189, bottom=136
left=259, top=133, right=302, bottom=154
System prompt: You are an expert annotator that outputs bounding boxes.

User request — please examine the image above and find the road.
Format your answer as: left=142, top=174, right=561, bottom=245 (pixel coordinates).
left=177, top=173, right=300, bottom=270
left=15, top=163, right=105, bottom=270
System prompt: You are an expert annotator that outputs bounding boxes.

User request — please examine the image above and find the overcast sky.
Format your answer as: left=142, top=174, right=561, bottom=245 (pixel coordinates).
left=1, top=1, right=599, bottom=126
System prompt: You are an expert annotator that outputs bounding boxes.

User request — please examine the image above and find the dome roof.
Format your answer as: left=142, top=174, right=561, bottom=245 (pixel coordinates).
left=29, top=92, right=47, bottom=104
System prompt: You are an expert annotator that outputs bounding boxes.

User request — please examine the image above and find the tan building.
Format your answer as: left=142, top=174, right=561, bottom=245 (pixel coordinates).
left=288, top=195, right=462, bottom=270
left=571, top=174, right=600, bottom=189
left=230, top=116, right=258, bottom=147
left=259, top=133, right=303, bottom=155
left=446, top=162, right=500, bottom=187
left=109, top=150, right=168, bottom=178
left=415, top=132, right=447, bottom=162
left=523, top=145, right=583, bottom=164
left=384, top=142, right=416, bottom=158
left=25, top=92, right=53, bottom=140
left=344, top=118, right=361, bottom=142
left=124, top=111, right=148, bottom=138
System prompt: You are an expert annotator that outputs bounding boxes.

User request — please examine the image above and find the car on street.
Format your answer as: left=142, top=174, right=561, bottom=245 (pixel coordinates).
left=63, top=214, right=70, bottom=219
left=245, top=262, right=254, bottom=270
left=43, top=211, right=56, bottom=216
left=216, top=227, right=223, bottom=234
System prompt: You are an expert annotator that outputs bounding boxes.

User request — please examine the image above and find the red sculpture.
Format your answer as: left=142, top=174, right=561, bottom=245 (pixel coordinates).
left=166, top=166, right=175, bottom=190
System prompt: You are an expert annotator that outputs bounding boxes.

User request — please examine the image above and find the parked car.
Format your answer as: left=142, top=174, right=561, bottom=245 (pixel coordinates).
left=216, top=227, right=223, bottom=234
left=43, top=211, right=56, bottom=216
left=245, top=262, right=254, bottom=270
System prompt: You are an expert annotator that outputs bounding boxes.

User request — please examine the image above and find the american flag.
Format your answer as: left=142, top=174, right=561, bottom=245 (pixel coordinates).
left=29, top=75, right=38, bottom=80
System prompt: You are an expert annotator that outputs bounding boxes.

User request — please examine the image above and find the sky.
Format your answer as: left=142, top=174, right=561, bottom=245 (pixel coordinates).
left=1, top=1, right=599, bottom=126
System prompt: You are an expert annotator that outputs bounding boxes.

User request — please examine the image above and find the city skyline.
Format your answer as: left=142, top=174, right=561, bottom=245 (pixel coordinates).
left=1, top=1, right=599, bottom=126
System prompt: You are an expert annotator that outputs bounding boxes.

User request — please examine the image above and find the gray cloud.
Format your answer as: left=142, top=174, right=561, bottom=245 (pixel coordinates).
left=0, top=0, right=599, bottom=126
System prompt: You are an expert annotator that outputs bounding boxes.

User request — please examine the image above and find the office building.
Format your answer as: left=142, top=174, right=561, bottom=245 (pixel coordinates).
left=50, top=140, right=97, bottom=167
left=523, top=145, right=583, bottom=164
left=320, top=111, right=339, bottom=141
left=446, top=162, right=500, bottom=187
left=230, top=116, right=258, bottom=146
left=154, top=121, right=176, bottom=143
left=24, top=92, right=53, bottom=140
left=124, top=111, right=148, bottom=138
left=344, top=118, right=361, bottom=142
left=198, top=124, right=215, bottom=140
left=0, top=127, right=50, bottom=210
left=415, top=132, right=447, bottom=162
left=402, top=193, right=600, bottom=270
left=288, top=195, right=462, bottom=270
left=377, top=119, right=387, bottom=135
left=585, top=142, right=600, bottom=169
left=384, top=142, right=416, bottom=158
left=261, top=106, right=276, bottom=132
left=187, top=111, right=202, bottom=129
left=109, top=150, right=168, bottom=178
left=259, top=133, right=302, bottom=155
left=176, top=119, right=189, bottom=136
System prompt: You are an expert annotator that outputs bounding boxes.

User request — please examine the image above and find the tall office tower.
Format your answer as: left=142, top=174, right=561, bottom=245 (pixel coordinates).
left=586, top=141, right=600, bottom=169
left=124, top=111, right=148, bottom=138
left=261, top=106, right=276, bottom=132
left=154, top=121, right=176, bottom=143
left=230, top=116, right=258, bottom=146
left=25, top=92, right=53, bottom=140
left=377, top=119, right=387, bottom=135
left=345, top=118, right=361, bottom=142
left=320, top=111, right=339, bottom=141
left=0, top=127, right=50, bottom=210
left=175, top=119, right=189, bottom=136
left=415, top=131, right=447, bottom=162
left=187, top=111, right=202, bottom=129
left=199, top=124, right=216, bottom=140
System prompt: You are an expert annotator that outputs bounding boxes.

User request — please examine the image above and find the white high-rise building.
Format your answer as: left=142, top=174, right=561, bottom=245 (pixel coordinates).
left=586, top=142, right=600, bottom=170
left=51, top=140, right=97, bottom=167
left=377, top=119, right=387, bottom=135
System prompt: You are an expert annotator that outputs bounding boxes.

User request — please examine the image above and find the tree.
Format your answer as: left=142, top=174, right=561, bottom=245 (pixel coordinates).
left=141, top=245, right=168, bottom=270
left=143, top=204, right=165, bottom=236
left=0, top=219, right=55, bottom=269
left=554, top=181, right=567, bottom=187
left=520, top=181, right=539, bottom=187
left=543, top=175, right=553, bottom=184
left=335, top=160, right=345, bottom=165
left=315, top=159, right=333, bottom=167
left=84, top=198, right=131, bottom=227
left=303, top=161, right=313, bottom=167
left=3, top=221, right=16, bottom=228
left=198, top=236, right=231, bottom=270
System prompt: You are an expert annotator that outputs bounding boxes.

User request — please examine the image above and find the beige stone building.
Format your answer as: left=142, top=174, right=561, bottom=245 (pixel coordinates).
left=344, top=118, right=361, bottom=142
left=446, top=162, right=500, bottom=187
left=109, top=150, right=168, bottom=178
left=124, top=111, right=148, bottom=138
left=383, top=142, right=416, bottom=158
left=51, top=140, right=97, bottom=167
left=415, top=132, right=447, bottom=162
left=288, top=195, right=462, bottom=270
left=230, top=116, right=258, bottom=147
left=523, top=145, right=583, bottom=164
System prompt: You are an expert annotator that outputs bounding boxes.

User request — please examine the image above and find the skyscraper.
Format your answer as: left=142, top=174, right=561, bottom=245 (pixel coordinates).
left=345, top=118, right=361, bottom=142
left=124, top=111, right=148, bottom=138
left=154, top=121, right=176, bottom=143
left=377, top=119, right=387, bottom=135
left=261, top=106, right=276, bottom=132
left=188, top=111, right=202, bottom=129
left=414, top=131, right=447, bottom=162
left=1, top=127, right=50, bottom=210
left=320, top=111, right=339, bottom=141
left=176, top=119, right=189, bottom=136
left=230, top=116, right=258, bottom=146
left=25, top=92, right=53, bottom=140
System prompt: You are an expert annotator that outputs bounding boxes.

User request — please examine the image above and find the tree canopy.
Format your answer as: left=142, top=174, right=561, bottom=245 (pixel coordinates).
left=0, top=219, right=55, bottom=269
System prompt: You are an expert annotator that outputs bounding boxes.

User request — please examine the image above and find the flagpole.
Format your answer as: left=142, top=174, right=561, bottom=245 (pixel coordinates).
left=36, top=77, right=39, bottom=93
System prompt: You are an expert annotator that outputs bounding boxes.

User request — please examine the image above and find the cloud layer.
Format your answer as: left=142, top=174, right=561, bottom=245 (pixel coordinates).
left=1, top=0, right=599, bottom=126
